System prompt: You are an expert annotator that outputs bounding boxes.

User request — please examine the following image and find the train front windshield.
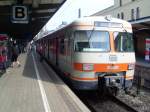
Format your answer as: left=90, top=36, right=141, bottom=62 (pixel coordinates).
left=74, top=31, right=110, bottom=52
left=114, top=32, right=134, bottom=52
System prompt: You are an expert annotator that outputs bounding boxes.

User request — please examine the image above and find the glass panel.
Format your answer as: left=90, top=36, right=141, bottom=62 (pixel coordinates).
left=74, top=31, right=110, bottom=52
left=114, top=32, right=134, bottom=52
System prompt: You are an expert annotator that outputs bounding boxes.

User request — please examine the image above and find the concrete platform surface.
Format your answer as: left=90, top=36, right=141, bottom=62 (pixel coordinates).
left=0, top=52, right=90, bottom=112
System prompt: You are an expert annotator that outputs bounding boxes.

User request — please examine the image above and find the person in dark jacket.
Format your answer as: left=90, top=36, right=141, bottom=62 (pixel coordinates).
left=11, top=43, right=21, bottom=67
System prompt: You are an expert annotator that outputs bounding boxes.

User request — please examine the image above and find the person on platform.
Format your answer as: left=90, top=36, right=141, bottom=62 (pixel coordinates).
left=11, top=42, right=21, bottom=67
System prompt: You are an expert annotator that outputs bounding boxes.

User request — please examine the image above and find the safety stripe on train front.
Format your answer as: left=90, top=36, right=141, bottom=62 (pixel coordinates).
left=69, top=75, right=133, bottom=81
left=70, top=76, right=98, bottom=81
left=74, top=63, right=129, bottom=72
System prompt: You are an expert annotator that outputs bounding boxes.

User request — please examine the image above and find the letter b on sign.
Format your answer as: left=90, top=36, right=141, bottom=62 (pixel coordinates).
left=12, top=5, right=28, bottom=23
left=15, top=7, right=25, bottom=18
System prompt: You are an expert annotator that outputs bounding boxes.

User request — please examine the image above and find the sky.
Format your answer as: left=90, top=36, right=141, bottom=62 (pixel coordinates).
left=39, top=0, right=114, bottom=35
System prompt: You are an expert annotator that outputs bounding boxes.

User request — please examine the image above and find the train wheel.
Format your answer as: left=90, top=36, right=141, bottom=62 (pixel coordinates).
left=107, top=86, right=119, bottom=96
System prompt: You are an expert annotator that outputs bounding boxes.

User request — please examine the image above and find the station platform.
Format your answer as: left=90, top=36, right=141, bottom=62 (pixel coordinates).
left=0, top=52, right=90, bottom=112
left=136, top=57, right=150, bottom=68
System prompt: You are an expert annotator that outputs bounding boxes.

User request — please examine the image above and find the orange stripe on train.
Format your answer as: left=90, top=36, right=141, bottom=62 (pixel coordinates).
left=74, top=63, right=128, bottom=72
left=70, top=75, right=133, bottom=81
left=70, top=76, right=98, bottom=81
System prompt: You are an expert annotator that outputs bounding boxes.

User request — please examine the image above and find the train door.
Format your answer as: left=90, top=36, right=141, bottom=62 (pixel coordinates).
left=66, top=30, right=74, bottom=71
left=46, top=39, right=49, bottom=59
left=47, top=39, right=50, bottom=59
left=45, top=39, right=48, bottom=59
left=52, top=38, right=57, bottom=65
left=70, top=32, right=75, bottom=69
left=45, top=39, right=48, bottom=58
left=55, top=38, right=59, bottom=66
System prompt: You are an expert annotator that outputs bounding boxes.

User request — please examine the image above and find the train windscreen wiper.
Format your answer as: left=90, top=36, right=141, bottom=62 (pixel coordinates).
left=87, top=27, right=95, bottom=48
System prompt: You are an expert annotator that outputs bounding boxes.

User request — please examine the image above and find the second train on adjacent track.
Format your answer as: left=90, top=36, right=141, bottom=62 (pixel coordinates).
left=35, top=16, right=135, bottom=93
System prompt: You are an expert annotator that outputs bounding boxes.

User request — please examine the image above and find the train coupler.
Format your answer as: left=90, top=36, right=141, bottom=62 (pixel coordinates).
left=98, top=74, right=123, bottom=95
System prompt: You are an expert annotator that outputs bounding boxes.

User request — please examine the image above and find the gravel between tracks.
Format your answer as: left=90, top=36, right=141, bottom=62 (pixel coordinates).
left=116, top=87, right=150, bottom=112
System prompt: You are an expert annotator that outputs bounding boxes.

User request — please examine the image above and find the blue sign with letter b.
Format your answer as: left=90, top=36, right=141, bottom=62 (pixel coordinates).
left=11, top=5, right=29, bottom=24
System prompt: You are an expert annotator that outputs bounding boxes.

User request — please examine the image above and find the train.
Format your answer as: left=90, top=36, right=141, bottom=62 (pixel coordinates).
left=35, top=16, right=135, bottom=94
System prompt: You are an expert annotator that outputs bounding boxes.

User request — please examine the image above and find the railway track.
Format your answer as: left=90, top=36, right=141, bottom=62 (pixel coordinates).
left=72, top=90, right=138, bottom=112
left=110, top=95, right=138, bottom=112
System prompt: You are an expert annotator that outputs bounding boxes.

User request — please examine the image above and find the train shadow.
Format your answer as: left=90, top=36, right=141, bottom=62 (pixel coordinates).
left=22, top=52, right=64, bottom=85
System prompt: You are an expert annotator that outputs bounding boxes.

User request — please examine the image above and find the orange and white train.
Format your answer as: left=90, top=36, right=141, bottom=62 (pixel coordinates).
left=35, top=16, right=135, bottom=92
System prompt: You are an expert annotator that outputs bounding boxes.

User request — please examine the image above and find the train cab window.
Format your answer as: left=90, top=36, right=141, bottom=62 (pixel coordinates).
left=74, top=30, right=110, bottom=52
left=114, top=32, right=134, bottom=52
left=75, top=42, right=90, bottom=52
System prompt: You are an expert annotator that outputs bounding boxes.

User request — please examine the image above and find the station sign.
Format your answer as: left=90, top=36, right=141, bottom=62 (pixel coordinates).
left=11, top=5, right=29, bottom=24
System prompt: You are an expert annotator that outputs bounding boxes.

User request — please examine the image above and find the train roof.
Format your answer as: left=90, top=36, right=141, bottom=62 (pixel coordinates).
left=56, top=16, right=131, bottom=31
left=36, top=16, right=131, bottom=40
left=71, top=16, right=131, bottom=27
left=76, top=16, right=129, bottom=23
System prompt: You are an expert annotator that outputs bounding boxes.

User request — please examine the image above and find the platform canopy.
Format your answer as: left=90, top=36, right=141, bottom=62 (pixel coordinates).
left=0, top=0, right=66, bottom=40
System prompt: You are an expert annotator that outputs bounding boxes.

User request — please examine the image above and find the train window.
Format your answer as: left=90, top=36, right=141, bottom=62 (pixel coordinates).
left=60, top=39, right=65, bottom=54
left=74, top=30, right=110, bottom=52
left=94, top=21, right=122, bottom=28
left=114, top=32, right=134, bottom=52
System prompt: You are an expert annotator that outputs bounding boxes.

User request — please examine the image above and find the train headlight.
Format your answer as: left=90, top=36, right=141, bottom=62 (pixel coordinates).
left=83, top=64, right=94, bottom=71
left=128, top=63, right=135, bottom=70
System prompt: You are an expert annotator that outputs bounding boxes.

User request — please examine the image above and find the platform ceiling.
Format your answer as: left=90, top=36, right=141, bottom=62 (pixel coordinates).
left=0, top=0, right=66, bottom=40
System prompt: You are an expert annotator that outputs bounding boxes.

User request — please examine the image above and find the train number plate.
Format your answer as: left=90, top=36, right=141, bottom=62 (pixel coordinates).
left=109, top=55, right=117, bottom=61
